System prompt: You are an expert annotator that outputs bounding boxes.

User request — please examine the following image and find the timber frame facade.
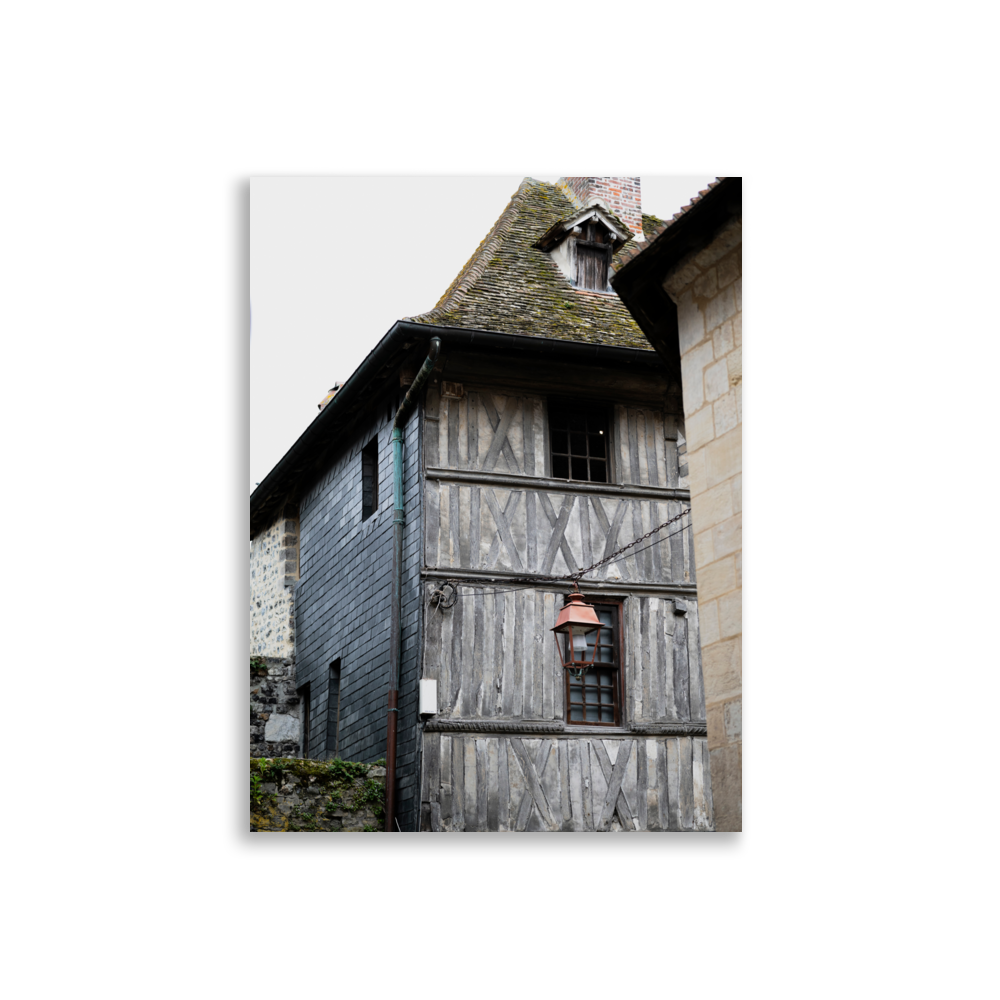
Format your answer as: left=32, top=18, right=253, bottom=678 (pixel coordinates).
left=416, top=340, right=712, bottom=831
left=251, top=177, right=717, bottom=832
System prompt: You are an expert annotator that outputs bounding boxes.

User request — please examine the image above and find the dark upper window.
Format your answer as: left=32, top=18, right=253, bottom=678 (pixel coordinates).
left=549, top=400, right=608, bottom=483
left=566, top=603, right=621, bottom=726
left=326, top=660, right=342, bottom=759
left=576, top=221, right=611, bottom=291
left=361, top=438, right=379, bottom=520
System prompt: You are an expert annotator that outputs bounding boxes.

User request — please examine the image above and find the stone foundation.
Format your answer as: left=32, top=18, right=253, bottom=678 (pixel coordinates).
left=251, top=656, right=301, bottom=758
left=251, top=758, right=386, bottom=832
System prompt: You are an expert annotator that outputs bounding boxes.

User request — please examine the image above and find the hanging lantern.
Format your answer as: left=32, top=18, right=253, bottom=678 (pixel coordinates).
left=550, top=591, right=603, bottom=674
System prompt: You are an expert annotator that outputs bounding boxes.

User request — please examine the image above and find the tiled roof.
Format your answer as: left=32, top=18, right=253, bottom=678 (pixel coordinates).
left=407, top=178, right=654, bottom=351
left=613, top=179, right=725, bottom=271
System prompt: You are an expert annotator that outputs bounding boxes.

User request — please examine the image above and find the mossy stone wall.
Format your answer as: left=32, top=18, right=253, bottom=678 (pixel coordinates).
left=250, top=757, right=386, bottom=832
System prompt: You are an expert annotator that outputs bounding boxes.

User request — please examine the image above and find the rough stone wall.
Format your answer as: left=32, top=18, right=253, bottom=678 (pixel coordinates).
left=663, top=214, right=742, bottom=831
left=293, top=393, right=424, bottom=830
left=250, top=508, right=299, bottom=658
left=251, top=758, right=385, bottom=832
left=251, top=657, right=301, bottom=757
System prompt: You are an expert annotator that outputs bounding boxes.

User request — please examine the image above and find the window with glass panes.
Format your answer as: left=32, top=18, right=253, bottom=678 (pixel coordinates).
left=566, top=604, right=621, bottom=726
left=549, top=401, right=608, bottom=482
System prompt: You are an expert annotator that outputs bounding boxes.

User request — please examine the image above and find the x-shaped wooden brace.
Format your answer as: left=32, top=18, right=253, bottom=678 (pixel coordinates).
left=481, top=393, right=521, bottom=474
left=508, top=737, right=555, bottom=831
left=483, top=489, right=523, bottom=569
left=591, top=739, right=636, bottom=831
left=537, top=492, right=576, bottom=576
left=587, top=496, right=632, bottom=581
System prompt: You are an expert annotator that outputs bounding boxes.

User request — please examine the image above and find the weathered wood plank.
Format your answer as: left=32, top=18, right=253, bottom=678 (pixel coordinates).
left=669, top=499, right=685, bottom=584
left=491, top=590, right=505, bottom=716
left=447, top=397, right=459, bottom=469
left=656, top=735, right=669, bottom=831
left=451, top=735, right=464, bottom=831
left=468, top=391, right=479, bottom=470
left=644, top=409, right=660, bottom=486
left=646, top=740, right=660, bottom=831
left=424, top=731, right=440, bottom=812
left=636, top=410, right=649, bottom=485
left=542, top=592, right=555, bottom=720
left=521, top=393, right=535, bottom=476
left=425, top=480, right=439, bottom=568
left=449, top=589, right=463, bottom=712
left=628, top=408, right=641, bottom=484
left=539, top=741, right=561, bottom=829
left=567, top=739, right=584, bottom=831
left=700, top=739, right=714, bottom=831
left=439, top=735, right=452, bottom=828
left=524, top=490, right=537, bottom=572
left=476, top=588, right=488, bottom=715
left=596, top=739, right=634, bottom=830
left=511, top=589, right=524, bottom=717
left=558, top=740, right=572, bottom=831
left=692, top=736, right=708, bottom=831
left=665, top=738, right=679, bottom=831
left=469, top=485, right=481, bottom=570
left=464, top=737, right=478, bottom=831
left=530, top=591, right=543, bottom=719
left=498, top=737, right=510, bottom=831
left=505, top=739, right=524, bottom=830
left=582, top=740, right=596, bottom=831
left=636, top=734, right=647, bottom=831
left=640, top=597, right=650, bottom=723
left=456, top=584, right=482, bottom=719
left=449, top=484, right=460, bottom=569
left=649, top=500, right=664, bottom=581
left=622, top=738, right=639, bottom=831
left=673, top=606, right=690, bottom=720
left=679, top=737, right=694, bottom=831
left=476, top=738, right=488, bottom=831
left=688, top=601, right=705, bottom=720
left=655, top=599, right=668, bottom=721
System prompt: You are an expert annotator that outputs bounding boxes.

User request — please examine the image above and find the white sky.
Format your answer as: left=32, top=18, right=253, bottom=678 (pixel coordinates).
left=250, top=175, right=716, bottom=492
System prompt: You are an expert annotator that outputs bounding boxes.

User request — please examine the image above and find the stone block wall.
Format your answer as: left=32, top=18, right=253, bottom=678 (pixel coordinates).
left=251, top=757, right=385, bottom=832
left=250, top=507, right=300, bottom=659
left=664, top=214, right=742, bottom=831
left=250, top=657, right=301, bottom=757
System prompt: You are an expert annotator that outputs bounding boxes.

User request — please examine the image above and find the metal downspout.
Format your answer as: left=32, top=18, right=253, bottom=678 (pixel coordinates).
left=385, top=337, right=441, bottom=832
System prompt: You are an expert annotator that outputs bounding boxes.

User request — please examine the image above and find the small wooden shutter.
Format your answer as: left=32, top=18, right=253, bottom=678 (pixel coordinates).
left=577, top=243, right=609, bottom=290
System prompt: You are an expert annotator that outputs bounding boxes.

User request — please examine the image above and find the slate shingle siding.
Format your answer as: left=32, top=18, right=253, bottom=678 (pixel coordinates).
left=293, top=398, right=424, bottom=831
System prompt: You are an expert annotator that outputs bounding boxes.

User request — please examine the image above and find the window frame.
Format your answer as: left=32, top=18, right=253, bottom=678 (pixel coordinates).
left=361, top=437, right=379, bottom=521
left=574, top=221, right=613, bottom=291
left=547, top=397, right=613, bottom=484
left=564, top=599, right=625, bottom=728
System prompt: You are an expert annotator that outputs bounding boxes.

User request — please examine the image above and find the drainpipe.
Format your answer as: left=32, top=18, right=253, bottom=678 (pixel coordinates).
left=385, top=336, right=441, bottom=832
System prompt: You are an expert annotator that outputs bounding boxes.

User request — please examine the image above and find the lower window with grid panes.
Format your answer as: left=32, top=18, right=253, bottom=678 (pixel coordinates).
left=566, top=603, right=622, bottom=726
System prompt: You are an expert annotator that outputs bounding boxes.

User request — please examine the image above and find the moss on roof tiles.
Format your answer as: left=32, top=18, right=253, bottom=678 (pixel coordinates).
left=407, top=178, right=654, bottom=351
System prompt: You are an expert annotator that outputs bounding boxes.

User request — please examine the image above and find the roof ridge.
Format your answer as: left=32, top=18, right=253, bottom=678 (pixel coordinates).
left=409, top=178, right=535, bottom=324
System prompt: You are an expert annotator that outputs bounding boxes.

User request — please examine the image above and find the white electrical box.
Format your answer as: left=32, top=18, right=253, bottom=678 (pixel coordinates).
left=419, top=678, right=438, bottom=715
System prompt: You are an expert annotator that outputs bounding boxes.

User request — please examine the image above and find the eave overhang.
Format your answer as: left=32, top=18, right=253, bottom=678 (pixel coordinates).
left=532, top=204, right=632, bottom=254
left=250, top=320, right=665, bottom=538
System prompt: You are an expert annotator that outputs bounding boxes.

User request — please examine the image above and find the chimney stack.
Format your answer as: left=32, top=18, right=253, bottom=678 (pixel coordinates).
left=560, top=177, right=644, bottom=241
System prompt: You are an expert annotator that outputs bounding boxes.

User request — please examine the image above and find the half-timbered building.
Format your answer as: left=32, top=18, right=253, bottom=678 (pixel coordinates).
left=250, top=176, right=715, bottom=832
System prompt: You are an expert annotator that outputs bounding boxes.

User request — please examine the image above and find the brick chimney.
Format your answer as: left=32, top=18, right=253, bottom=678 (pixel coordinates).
left=560, top=177, right=644, bottom=241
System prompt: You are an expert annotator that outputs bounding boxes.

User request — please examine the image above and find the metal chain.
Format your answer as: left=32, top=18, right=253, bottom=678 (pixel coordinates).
left=572, top=506, right=692, bottom=583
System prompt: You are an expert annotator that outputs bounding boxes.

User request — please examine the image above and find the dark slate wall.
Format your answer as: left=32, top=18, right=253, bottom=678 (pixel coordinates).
left=294, top=396, right=424, bottom=831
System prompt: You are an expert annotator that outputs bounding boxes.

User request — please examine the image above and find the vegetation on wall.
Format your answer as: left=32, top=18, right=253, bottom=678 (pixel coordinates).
left=250, top=757, right=385, bottom=832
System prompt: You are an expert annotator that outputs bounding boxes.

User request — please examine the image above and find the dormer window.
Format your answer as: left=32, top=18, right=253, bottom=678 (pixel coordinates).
left=533, top=206, right=631, bottom=294
left=575, top=221, right=611, bottom=291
